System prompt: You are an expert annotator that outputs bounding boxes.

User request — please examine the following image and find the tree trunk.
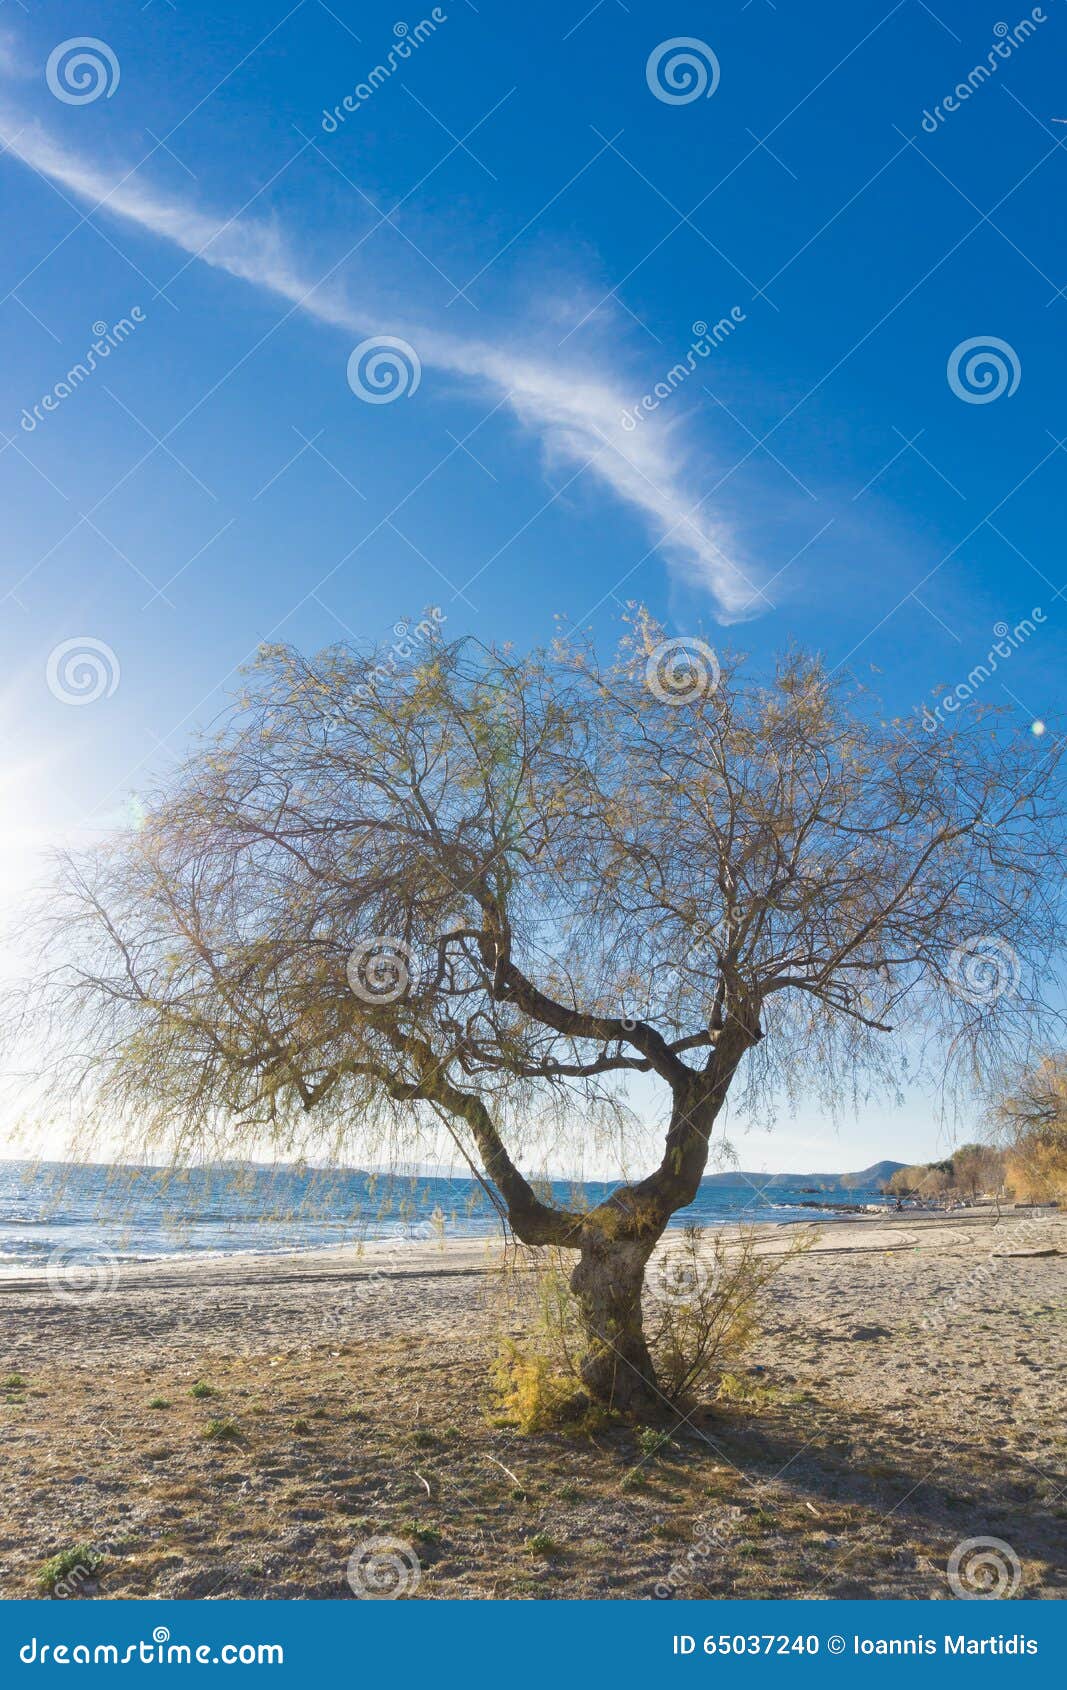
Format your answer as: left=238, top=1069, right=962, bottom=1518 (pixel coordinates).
left=570, top=1235, right=660, bottom=1415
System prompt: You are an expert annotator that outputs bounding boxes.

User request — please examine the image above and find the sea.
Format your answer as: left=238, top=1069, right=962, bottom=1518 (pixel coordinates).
left=0, top=1160, right=892, bottom=1276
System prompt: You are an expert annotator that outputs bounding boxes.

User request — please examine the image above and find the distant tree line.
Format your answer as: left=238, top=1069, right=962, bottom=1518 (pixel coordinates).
left=885, top=1054, right=1067, bottom=1204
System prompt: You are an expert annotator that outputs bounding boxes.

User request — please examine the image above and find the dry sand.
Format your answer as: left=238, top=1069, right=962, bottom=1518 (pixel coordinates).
left=0, top=1208, right=1063, bottom=1600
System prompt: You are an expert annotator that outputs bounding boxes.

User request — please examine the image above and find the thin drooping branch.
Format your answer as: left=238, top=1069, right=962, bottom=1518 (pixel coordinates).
left=5, top=616, right=1064, bottom=1374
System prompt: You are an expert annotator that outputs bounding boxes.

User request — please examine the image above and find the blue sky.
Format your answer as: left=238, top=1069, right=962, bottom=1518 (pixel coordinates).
left=0, top=0, right=1064, bottom=1170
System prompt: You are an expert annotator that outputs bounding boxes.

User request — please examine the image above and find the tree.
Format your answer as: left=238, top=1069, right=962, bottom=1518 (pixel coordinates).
left=886, top=1164, right=929, bottom=1197
left=947, top=1142, right=1004, bottom=1203
left=993, top=1055, right=1067, bottom=1202
left=12, top=614, right=1067, bottom=1413
left=917, top=1166, right=951, bottom=1200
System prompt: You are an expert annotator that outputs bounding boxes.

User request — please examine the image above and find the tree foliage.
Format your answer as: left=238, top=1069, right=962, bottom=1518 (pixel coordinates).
left=9, top=612, right=1066, bottom=1407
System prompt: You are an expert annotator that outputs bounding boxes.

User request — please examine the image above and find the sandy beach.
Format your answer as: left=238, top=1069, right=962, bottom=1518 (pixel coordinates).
left=0, top=1208, right=1063, bottom=1601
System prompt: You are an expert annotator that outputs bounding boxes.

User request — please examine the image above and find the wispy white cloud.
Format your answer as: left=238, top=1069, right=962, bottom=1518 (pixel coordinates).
left=0, top=109, right=764, bottom=619
left=0, top=32, right=33, bottom=81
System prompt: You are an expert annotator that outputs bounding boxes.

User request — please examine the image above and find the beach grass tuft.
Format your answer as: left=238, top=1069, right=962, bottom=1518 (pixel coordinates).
left=202, top=1417, right=243, bottom=1442
left=37, top=1544, right=105, bottom=1594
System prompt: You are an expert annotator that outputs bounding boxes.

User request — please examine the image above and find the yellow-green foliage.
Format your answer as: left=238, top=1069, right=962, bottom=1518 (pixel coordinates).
left=647, top=1224, right=815, bottom=1406
left=995, top=1054, right=1067, bottom=1202
left=490, top=1225, right=811, bottom=1427
left=491, top=1339, right=582, bottom=1434
left=489, top=1253, right=608, bottom=1433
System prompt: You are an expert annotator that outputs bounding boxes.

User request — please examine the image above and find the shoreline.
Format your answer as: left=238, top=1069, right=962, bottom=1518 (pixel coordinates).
left=0, top=1204, right=1061, bottom=1599
left=0, top=1203, right=1054, bottom=1293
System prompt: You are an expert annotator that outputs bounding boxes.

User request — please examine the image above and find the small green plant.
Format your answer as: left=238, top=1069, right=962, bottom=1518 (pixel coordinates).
left=489, top=1251, right=600, bottom=1433
left=147, top=1397, right=170, bottom=1410
left=202, top=1417, right=242, bottom=1442
left=525, top=1532, right=560, bottom=1556
left=620, top=1468, right=648, bottom=1492
left=291, top=1417, right=313, bottom=1436
left=37, top=1545, right=104, bottom=1594
left=189, top=1381, right=220, bottom=1400
left=557, top=1483, right=582, bottom=1503
left=636, top=1426, right=672, bottom=1458
left=717, top=1371, right=779, bottom=1408
left=2, top=1373, right=26, bottom=1390
left=407, top=1429, right=440, bottom=1449
left=402, top=1522, right=442, bottom=1545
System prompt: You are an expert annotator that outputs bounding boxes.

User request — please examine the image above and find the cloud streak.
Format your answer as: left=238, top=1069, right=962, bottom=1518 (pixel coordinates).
left=0, top=109, right=763, bottom=618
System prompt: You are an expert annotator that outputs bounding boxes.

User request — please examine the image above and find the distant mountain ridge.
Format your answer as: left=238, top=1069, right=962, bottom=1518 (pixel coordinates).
left=701, top=1160, right=904, bottom=1192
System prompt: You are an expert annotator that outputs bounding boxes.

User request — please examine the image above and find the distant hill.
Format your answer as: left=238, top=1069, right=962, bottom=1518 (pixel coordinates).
left=701, top=1160, right=905, bottom=1192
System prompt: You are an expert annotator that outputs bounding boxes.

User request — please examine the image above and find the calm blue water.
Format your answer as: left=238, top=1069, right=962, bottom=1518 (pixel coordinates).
left=0, top=1161, right=891, bottom=1274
